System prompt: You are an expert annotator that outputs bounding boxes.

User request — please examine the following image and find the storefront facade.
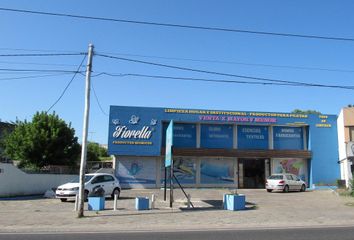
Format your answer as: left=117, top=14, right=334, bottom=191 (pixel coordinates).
left=108, top=106, right=339, bottom=189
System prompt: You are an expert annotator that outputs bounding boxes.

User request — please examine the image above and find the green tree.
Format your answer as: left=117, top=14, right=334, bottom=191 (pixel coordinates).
left=86, top=142, right=108, bottom=162
left=4, top=112, right=80, bottom=168
left=292, top=109, right=322, bottom=115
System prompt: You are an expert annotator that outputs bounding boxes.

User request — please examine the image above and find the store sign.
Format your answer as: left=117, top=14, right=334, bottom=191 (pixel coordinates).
left=237, top=125, right=269, bottom=149
left=200, top=124, right=233, bottom=149
left=113, top=126, right=152, bottom=139
left=108, top=109, right=161, bottom=156
left=273, top=126, right=303, bottom=150
left=111, top=115, right=155, bottom=143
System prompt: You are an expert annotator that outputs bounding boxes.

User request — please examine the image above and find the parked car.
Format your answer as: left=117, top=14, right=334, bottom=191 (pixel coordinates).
left=56, top=173, right=121, bottom=202
left=266, top=173, right=306, bottom=193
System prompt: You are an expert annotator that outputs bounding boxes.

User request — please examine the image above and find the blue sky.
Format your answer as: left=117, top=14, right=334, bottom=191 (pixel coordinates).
left=1, top=0, right=354, bottom=144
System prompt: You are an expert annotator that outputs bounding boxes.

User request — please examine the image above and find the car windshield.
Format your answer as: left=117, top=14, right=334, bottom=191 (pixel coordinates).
left=69, top=175, right=94, bottom=183
left=268, top=175, right=283, bottom=180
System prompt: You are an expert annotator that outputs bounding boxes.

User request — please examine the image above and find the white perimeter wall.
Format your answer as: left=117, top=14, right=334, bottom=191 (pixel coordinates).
left=0, top=163, right=77, bottom=197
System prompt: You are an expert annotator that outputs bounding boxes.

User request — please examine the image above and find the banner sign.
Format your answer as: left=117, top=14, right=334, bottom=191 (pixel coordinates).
left=165, top=120, right=173, bottom=167
left=108, top=106, right=161, bottom=156
left=273, top=126, right=303, bottom=150
left=237, top=125, right=269, bottom=149
left=200, top=124, right=233, bottom=149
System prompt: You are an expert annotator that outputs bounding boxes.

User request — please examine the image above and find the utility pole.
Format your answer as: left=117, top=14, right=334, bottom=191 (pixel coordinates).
left=78, top=44, right=94, bottom=218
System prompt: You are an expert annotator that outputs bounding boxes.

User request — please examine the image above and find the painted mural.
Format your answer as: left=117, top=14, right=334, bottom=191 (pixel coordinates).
left=272, top=158, right=307, bottom=182
left=161, top=158, right=196, bottom=184
left=117, top=158, right=156, bottom=186
left=200, top=158, right=234, bottom=184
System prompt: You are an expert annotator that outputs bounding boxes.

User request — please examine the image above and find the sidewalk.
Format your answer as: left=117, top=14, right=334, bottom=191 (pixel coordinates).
left=1, top=189, right=354, bottom=233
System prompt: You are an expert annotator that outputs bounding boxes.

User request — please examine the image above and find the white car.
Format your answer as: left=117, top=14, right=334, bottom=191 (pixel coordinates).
left=56, top=173, right=121, bottom=202
left=266, top=173, right=306, bottom=193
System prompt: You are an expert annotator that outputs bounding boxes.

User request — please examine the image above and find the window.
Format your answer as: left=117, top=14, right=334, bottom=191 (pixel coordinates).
left=350, top=127, right=354, bottom=141
left=268, top=175, right=283, bottom=180
left=91, top=176, right=105, bottom=184
left=286, top=175, right=293, bottom=180
left=104, top=175, right=114, bottom=182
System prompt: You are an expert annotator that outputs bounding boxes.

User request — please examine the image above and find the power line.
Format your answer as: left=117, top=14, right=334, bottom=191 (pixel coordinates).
left=91, top=80, right=108, bottom=116
left=0, top=47, right=82, bottom=53
left=46, top=55, right=87, bottom=113
left=0, top=72, right=75, bottom=81
left=99, top=51, right=354, bottom=74
left=1, top=7, right=353, bottom=42
left=0, top=53, right=85, bottom=57
left=0, top=68, right=85, bottom=73
left=95, top=53, right=318, bottom=87
left=0, top=60, right=86, bottom=68
left=93, top=72, right=354, bottom=90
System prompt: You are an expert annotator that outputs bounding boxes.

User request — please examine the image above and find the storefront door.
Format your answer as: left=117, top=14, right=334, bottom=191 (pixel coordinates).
left=238, top=158, right=266, bottom=189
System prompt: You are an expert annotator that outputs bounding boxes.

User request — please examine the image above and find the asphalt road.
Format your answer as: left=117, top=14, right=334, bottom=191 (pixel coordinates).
left=1, top=227, right=354, bottom=240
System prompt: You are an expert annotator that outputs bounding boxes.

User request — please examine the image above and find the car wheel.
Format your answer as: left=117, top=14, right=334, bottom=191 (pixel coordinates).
left=283, top=185, right=289, bottom=193
left=267, top=189, right=272, bottom=193
left=111, top=188, right=120, bottom=199
left=60, top=198, right=67, bottom=202
left=300, top=184, right=306, bottom=192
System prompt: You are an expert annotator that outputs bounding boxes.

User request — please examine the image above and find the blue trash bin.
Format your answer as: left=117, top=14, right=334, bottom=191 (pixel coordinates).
left=88, top=197, right=105, bottom=211
left=135, top=197, right=149, bottom=210
left=224, top=194, right=245, bottom=211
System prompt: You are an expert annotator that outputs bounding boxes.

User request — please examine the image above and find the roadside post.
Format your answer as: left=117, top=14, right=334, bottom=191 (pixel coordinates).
left=74, top=194, right=79, bottom=211
left=151, top=194, right=156, bottom=209
left=114, top=193, right=118, bottom=211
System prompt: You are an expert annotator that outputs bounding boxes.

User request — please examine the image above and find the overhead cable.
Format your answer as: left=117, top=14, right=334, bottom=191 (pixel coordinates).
left=0, top=47, right=82, bottom=53
left=0, top=60, right=85, bottom=67
left=0, top=53, right=85, bottom=57
left=0, top=7, right=353, bottom=42
left=91, top=80, right=109, bottom=116
left=0, top=68, right=85, bottom=73
left=95, top=53, right=319, bottom=87
left=0, top=72, right=76, bottom=81
left=46, top=55, right=87, bottom=113
left=98, top=51, right=354, bottom=74
left=93, top=72, right=354, bottom=90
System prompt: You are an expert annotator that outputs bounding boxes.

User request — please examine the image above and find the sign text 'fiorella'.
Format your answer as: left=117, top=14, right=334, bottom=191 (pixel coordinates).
left=113, top=125, right=152, bottom=139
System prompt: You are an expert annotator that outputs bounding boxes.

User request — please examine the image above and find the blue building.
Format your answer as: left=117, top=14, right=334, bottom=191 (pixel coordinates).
left=108, top=106, right=339, bottom=189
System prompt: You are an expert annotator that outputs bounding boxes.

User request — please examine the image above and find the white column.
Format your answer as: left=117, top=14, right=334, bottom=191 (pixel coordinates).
left=233, top=125, right=238, bottom=149
left=269, top=126, right=273, bottom=149
left=303, top=126, right=307, bottom=150
left=196, top=123, right=201, bottom=148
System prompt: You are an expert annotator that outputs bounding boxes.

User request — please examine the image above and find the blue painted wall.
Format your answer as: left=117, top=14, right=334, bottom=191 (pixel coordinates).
left=108, top=106, right=339, bottom=184
left=307, top=115, right=339, bottom=184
